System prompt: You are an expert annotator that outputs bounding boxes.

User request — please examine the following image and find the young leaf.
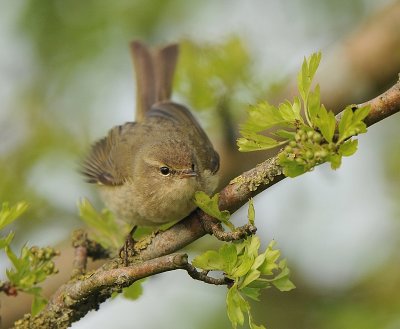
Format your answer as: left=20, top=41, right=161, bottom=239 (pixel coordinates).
left=231, top=253, right=254, bottom=278
left=352, top=105, right=371, bottom=123
left=339, top=139, right=358, bottom=156
left=314, top=105, right=336, bottom=142
left=31, top=292, right=47, bottom=316
left=297, top=52, right=321, bottom=106
left=192, top=250, right=224, bottom=271
left=240, top=269, right=261, bottom=289
left=241, top=287, right=261, bottom=301
left=123, top=279, right=145, bottom=300
left=226, top=284, right=247, bottom=328
left=270, top=265, right=296, bottom=292
left=338, top=105, right=370, bottom=142
left=194, top=192, right=233, bottom=230
left=0, top=232, right=15, bottom=249
left=328, top=154, right=342, bottom=170
left=307, top=85, right=321, bottom=125
left=0, top=202, right=28, bottom=230
left=237, top=132, right=281, bottom=152
left=220, top=244, right=238, bottom=273
left=247, top=199, right=255, bottom=225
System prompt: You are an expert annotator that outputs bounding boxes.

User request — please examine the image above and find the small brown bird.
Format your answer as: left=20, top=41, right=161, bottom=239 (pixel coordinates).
left=82, top=41, right=219, bottom=228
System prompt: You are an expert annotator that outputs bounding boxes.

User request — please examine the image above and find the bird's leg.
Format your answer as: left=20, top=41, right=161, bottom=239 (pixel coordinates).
left=119, top=226, right=137, bottom=266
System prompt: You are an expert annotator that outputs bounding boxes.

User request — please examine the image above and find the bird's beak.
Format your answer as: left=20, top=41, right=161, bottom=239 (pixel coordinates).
left=180, top=169, right=198, bottom=178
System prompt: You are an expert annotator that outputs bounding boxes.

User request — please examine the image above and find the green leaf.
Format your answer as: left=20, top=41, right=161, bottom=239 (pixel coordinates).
left=315, top=105, right=336, bottom=142
left=226, top=284, right=248, bottom=328
left=278, top=153, right=306, bottom=177
left=231, top=254, right=254, bottom=278
left=241, top=102, right=288, bottom=132
left=307, top=84, right=321, bottom=125
left=271, top=265, right=296, bottom=292
left=192, top=250, right=224, bottom=271
left=31, top=293, right=47, bottom=316
left=338, top=105, right=370, bottom=142
left=240, top=270, right=261, bottom=289
left=241, top=287, right=261, bottom=301
left=339, top=139, right=358, bottom=156
left=0, top=232, right=15, bottom=249
left=278, top=101, right=297, bottom=122
left=292, top=97, right=302, bottom=120
left=220, top=244, right=238, bottom=273
left=78, top=198, right=124, bottom=250
left=194, top=192, right=234, bottom=230
left=274, top=129, right=296, bottom=140
left=353, top=105, right=371, bottom=123
left=247, top=278, right=271, bottom=289
left=328, top=154, right=342, bottom=170
left=252, top=253, right=266, bottom=271
left=247, top=199, right=255, bottom=225
left=237, top=100, right=298, bottom=152
left=123, top=279, right=145, bottom=300
left=0, top=202, right=28, bottom=230
left=5, top=246, right=22, bottom=271
left=237, top=132, right=281, bottom=152
left=249, top=316, right=267, bottom=329
left=297, top=52, right=321, bottom=105
left=338, top=106, right=353, bottom=139
left=258, top=241, right=280, bottom=275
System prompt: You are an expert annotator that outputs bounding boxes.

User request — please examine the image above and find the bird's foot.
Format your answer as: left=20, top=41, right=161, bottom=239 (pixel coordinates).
left=119, top=226, right=137, bottom=266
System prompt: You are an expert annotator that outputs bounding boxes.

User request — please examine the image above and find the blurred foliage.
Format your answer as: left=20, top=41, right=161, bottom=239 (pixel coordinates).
left=175, top=37, right=253, bottom=111
left=18, top=0, right=193, bottom=75
left=78, top=198, right=125, bottom=250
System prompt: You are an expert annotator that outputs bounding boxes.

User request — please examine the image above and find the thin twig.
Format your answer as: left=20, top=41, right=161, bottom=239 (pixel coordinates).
left=183, top=263, right=233, bottom=286
left=199, top=211, right=257, bottom=241
left=71, top=230, right=111, bottom=278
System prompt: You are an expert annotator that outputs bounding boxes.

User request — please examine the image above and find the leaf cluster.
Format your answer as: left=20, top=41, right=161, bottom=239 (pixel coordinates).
left=193, top=235, right=294, bottom=329
left=237, top=52, right=370, bottom=177
left=193, top=194, right=294, bottom=329
left=0, top=202, right=59, bottom=315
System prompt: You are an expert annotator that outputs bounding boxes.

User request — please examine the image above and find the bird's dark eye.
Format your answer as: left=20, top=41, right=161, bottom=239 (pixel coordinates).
left=160, top=166, right=170, bottom=176
left=191, top=163, right=195, bottom=171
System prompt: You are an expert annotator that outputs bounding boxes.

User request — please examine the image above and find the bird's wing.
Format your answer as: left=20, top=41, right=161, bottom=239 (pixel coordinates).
left=81, top=123, right=136, bottom=185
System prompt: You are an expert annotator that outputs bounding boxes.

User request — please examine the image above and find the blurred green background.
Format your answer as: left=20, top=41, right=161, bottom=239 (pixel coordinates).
left=1, top=0, right=400, bottom=328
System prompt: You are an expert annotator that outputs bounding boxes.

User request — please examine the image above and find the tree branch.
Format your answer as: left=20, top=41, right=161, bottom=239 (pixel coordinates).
left=12, top=80, right=400, bottom=328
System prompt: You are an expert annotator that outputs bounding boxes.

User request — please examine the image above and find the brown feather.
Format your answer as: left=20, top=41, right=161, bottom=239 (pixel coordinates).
left=82, top=123, right=136, bottom=185
left=130, top=41, right=156, bottom=122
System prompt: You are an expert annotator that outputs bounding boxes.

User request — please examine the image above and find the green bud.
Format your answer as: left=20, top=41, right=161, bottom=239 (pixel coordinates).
left=306, top=151, right=314, bottom=159
left=289, top=140, right=297, bottom=147
left=285, top=146, right=292, bottom=153
left=307, top=131, right=314, bottom=139
left=313, top=133, right=322, bottom=143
